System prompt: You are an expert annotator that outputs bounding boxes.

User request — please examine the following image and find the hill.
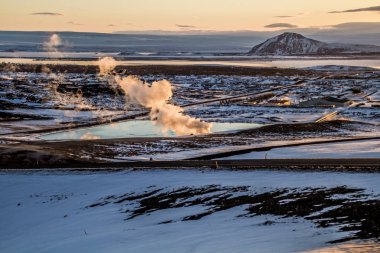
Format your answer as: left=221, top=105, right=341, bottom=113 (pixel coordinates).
left=248, top=32, right=380, bottom=55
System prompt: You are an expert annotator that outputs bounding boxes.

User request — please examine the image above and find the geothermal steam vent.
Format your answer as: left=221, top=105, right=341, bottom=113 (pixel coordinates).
left=97, top=57, right=212, bottom=136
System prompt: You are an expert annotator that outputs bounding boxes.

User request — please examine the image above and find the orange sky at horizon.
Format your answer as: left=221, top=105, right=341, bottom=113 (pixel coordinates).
left=0, top=0, right=379, bottom=33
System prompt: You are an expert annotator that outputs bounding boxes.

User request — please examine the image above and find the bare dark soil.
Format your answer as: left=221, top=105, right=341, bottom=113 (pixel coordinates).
left=0, top=111, right=53, bottom=121
left=0, top=63, right=316, bottom=76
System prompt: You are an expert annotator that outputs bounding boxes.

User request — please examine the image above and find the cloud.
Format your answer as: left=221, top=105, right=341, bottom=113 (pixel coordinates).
left=274, top=15, right=294, bottom=18
left=31, top=12, right=63, bottom=16
left=176, top=24, right=198, bottom=29
left=319, top=22, right=380, bottom=35
left=67, top=21, right=83, bottom=26
left=329, top=5, right=380, bottom=14
left=265, top=23, right=298, bottom=28
left=275, top=13, right=304, bottom=18
left=329, top=22, right=379, bottom=29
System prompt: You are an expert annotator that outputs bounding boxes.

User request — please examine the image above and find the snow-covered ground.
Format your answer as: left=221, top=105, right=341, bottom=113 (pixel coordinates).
left=187, top=105, right=327, bottom=124
left=1, top=170, right=380, bottom=253
left=1, top=70, right=379, bottom=136
left=220, top=140, right=380, bottom=160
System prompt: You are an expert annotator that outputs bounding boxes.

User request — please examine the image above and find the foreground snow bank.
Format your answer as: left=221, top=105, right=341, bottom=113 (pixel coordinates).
left=1, top=170, right=379, bottom=253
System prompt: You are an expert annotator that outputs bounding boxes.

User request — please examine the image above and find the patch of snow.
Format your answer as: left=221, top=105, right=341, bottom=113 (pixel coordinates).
left=220, top=140, right=380, bottom=160
left=1, top=170, right=380, bottom=253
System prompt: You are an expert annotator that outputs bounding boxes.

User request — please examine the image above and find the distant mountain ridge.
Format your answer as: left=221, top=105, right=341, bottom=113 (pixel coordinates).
left=248, top=32, right=380, bottom=55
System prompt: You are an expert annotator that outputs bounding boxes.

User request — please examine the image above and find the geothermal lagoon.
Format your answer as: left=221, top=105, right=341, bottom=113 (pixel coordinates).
left=40, top=120, right=263, bottom=140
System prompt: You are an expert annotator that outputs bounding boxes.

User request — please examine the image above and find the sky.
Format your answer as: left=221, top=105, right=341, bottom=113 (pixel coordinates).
left=0, top=0, right=379, bottom=33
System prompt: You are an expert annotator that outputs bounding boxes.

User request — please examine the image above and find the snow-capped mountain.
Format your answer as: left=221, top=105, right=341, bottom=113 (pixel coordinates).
left=248, top=32, right=380, bottom=55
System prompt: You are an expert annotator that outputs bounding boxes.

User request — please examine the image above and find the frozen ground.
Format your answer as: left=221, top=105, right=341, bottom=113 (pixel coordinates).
left=0, top=65, right=379, bottom=165
left=1, top=170, right=380, bottom=253
left=187, top=105, right=328, bottom=124
left=1, top=69, right=379, bottom=136
left=220, top=140, right=380, bottom=160
left=0, top=170, right=380, bottom=253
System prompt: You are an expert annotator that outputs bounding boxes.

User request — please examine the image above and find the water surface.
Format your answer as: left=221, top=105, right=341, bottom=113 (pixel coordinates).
left=40, top=120, right=262, bottom=140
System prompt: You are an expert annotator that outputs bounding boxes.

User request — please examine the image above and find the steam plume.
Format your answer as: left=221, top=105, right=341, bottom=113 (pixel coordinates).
left=80, top=132, right=101, bottom=140
left=117, top=76, right=212, bottom=135
left=98, top=57, right=117, bottom=75
left=43, top=34, right=62, bottom=52
left=97, top=57, right=212, bottom=136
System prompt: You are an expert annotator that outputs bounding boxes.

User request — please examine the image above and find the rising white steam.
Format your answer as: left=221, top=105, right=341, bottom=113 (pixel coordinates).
left=117, top=76, right=212, bottom=135
left=80, top=132, right=101, bottom=140
left=98, top=57, right=117, bottom=75
left=43, top=34, right=63, bottom=52
left=97, top=57, right=212, bottom=136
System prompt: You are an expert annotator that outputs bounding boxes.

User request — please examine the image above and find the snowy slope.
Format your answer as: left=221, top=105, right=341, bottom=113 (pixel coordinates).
left=1, top=170, right=380, bottom=253
left=249, top=32, right=380, bottom=55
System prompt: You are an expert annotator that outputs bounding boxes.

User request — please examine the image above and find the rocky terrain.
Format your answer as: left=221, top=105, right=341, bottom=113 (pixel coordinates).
left=249, top=32, right=380, bottom=56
